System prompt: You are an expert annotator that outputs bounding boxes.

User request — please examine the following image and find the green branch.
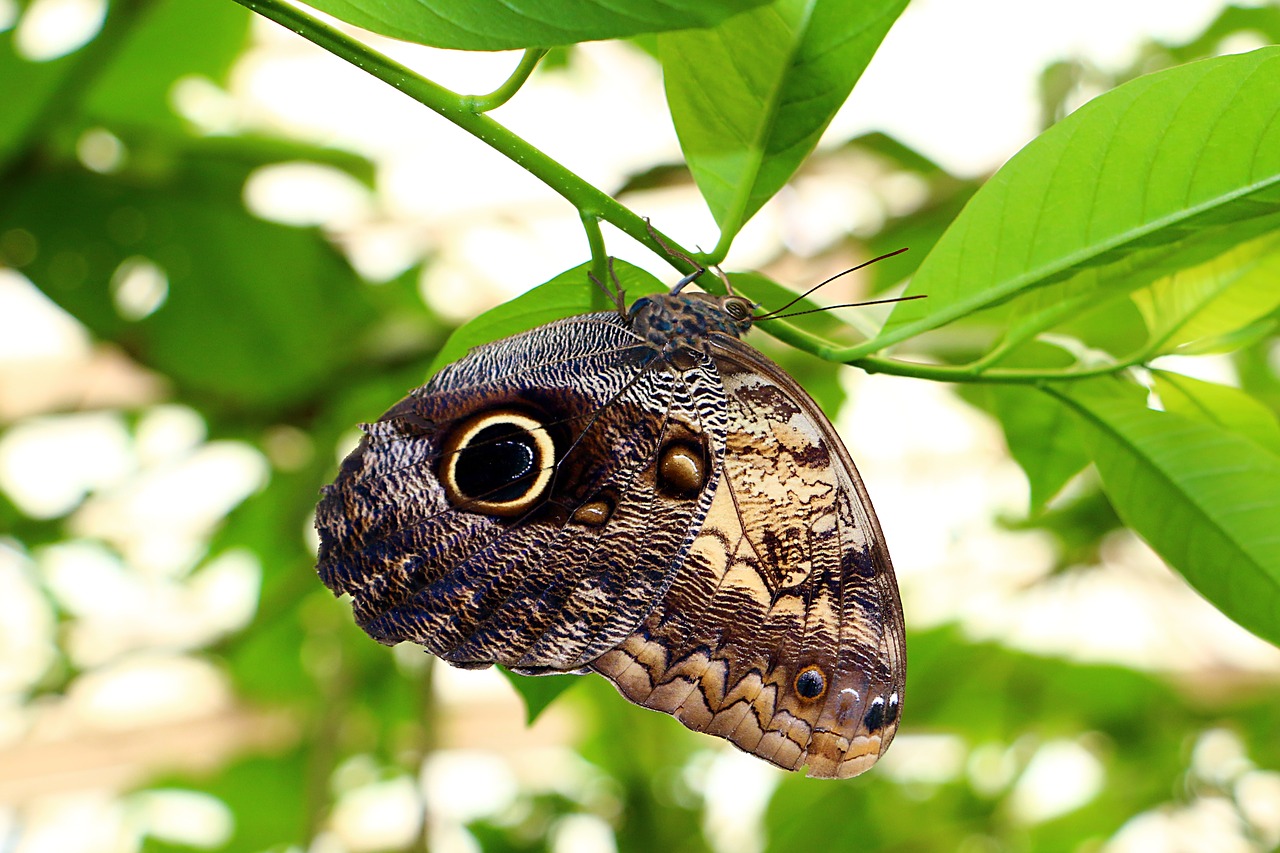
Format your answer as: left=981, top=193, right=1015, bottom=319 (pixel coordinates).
left=581, top=211, right=610, bottom=310
left=465, top=48, right=547, bottom=112
left=229, top=0, right=698, bottom=274
left=230, top=0, right=1163, bottom=394
left=852, top=349, right=1154, bottom=385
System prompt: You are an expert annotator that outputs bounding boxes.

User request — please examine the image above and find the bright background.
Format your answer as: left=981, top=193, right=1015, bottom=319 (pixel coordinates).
left=2, top=1, right=1280, bottom=851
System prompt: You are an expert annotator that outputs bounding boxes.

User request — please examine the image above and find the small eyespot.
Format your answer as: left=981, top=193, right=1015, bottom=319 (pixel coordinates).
left=835, top=687, right=861, bottom=725
left=794, top=665, right=827, bottom=700
left=571, top=497, right=614, bottom=527
left=886, top=691, right=901, bottom=725
left=656, top=440, right=708, bottom=500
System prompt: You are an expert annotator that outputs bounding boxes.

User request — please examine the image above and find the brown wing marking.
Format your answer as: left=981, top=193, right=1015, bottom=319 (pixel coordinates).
left=590, top=339, right=905, bottom=779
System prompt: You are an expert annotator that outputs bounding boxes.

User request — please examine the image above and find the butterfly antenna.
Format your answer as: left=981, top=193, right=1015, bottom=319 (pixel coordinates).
left=753, top=247, right=910, bottom=320
left=762, top=293, right=927, bottom=321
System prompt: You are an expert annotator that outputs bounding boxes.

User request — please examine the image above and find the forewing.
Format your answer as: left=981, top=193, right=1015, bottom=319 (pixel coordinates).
left=316, top=313, right=727, bottom=672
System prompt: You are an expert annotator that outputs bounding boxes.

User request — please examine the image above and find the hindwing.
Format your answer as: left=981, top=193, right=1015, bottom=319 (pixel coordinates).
left=591, top=336, right=905, bottom=778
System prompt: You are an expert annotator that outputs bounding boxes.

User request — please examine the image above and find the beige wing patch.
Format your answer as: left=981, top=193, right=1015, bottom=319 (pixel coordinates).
left=591, top=351, right=905, bottom=779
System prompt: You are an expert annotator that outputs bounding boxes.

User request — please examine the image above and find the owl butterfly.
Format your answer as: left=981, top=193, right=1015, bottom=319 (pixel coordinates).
left=316, top=263, right=906, bottom=779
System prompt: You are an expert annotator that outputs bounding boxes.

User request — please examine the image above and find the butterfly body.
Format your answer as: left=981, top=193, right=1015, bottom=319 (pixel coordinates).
left=317, top=286, right=905, bottom=779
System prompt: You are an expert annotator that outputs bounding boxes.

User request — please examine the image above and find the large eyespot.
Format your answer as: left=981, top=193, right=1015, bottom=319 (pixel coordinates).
left=439, top=410, right=555, bottom=517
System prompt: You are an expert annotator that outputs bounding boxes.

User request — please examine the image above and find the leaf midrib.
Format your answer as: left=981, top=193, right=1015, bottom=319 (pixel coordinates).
left=1052, top=388, right=1280, bottom=593
left=715, top=0, right=817, bottom=240
left=853, top=168, right=1280, bottom=358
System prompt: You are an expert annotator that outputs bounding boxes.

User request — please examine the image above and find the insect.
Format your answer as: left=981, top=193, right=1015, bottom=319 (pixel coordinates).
left=316, top=264, right=906, bottom=779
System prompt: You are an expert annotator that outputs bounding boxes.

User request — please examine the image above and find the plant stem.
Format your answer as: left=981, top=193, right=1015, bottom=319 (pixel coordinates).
left=228, top=0, right=699, bottom=275
left=751, top=291, right=1159, bottom=384
left=854, top=352, right=1150, bottom=384
left=581, top=212, right=611, bottom=310
left=465, top=48, right=547, bottom=112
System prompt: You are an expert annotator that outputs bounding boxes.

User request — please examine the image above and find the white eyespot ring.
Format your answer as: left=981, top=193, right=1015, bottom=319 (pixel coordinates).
left=439, top=410, right=555, bottom=517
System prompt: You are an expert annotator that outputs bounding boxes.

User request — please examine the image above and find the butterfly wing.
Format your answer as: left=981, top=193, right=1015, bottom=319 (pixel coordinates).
left=318, top=305, right=905, bottom=779
left=317, top=312, right=728, bottom=672
left=591, top=335, right=905, bottom=779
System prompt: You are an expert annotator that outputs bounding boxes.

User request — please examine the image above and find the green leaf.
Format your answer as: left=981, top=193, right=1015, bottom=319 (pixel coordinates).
left=871, top=47, right=1280, bottom=356
left=83, top=0, right=250, bottom=129
left=1238, top=333, right=1280, bottom=417
left=958, top=339, right=1092, bottom=514
left=1151, top=370, right=1280, bottom=458
left=499, top=667, right=583, bottom=724
left=426, top=260, right=665, bottom=376
left=660, top=0, right=907, bottom=240
left=1133, top=232, right=1280, bottom=354
left=1170, top=315, right=1280, bottom=357
left=967, top=220, right=1276, bottom=368
left=1053, top=378, right=1280, bottom=647
left=3, top=161, right=377, bottom=413
left=0, top=22, right=75, bottom=169
left=304, top=0, right=773, bottom=50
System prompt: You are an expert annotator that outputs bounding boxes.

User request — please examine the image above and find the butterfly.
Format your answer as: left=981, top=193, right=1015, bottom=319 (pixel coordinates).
left=315, top=266, right=906, bottom=779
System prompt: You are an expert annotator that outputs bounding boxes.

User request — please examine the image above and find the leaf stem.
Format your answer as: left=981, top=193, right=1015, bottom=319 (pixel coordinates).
left=228, top=0, right=699, bottom=275
left=853, top=350, right=1152, bottom=385
left=465, top=48, right=547, bottom=112
left=581, top=211, right=610, bottom=309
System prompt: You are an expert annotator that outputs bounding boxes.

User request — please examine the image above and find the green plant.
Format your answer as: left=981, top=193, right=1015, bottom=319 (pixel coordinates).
left=2, top=1, right=1279, bottom=851
left=242, top=0, right=1280, bottom=649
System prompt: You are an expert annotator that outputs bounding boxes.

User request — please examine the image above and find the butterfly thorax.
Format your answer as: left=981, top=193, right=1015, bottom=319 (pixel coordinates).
left=627, top=292, right=755, bottom=364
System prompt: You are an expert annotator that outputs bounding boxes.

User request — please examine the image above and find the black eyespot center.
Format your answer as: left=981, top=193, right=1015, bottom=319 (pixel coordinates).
left=453, top=423, right=537, bottom=502
left=440, top=410, right=556, bottom=516
left=864, top=695, right=886, bottom=731
left=795, top=666, right=826, bottom=700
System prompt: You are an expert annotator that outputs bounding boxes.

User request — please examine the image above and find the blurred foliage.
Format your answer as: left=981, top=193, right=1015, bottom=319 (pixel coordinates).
left=1, top=2, right=1279, bottom=853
